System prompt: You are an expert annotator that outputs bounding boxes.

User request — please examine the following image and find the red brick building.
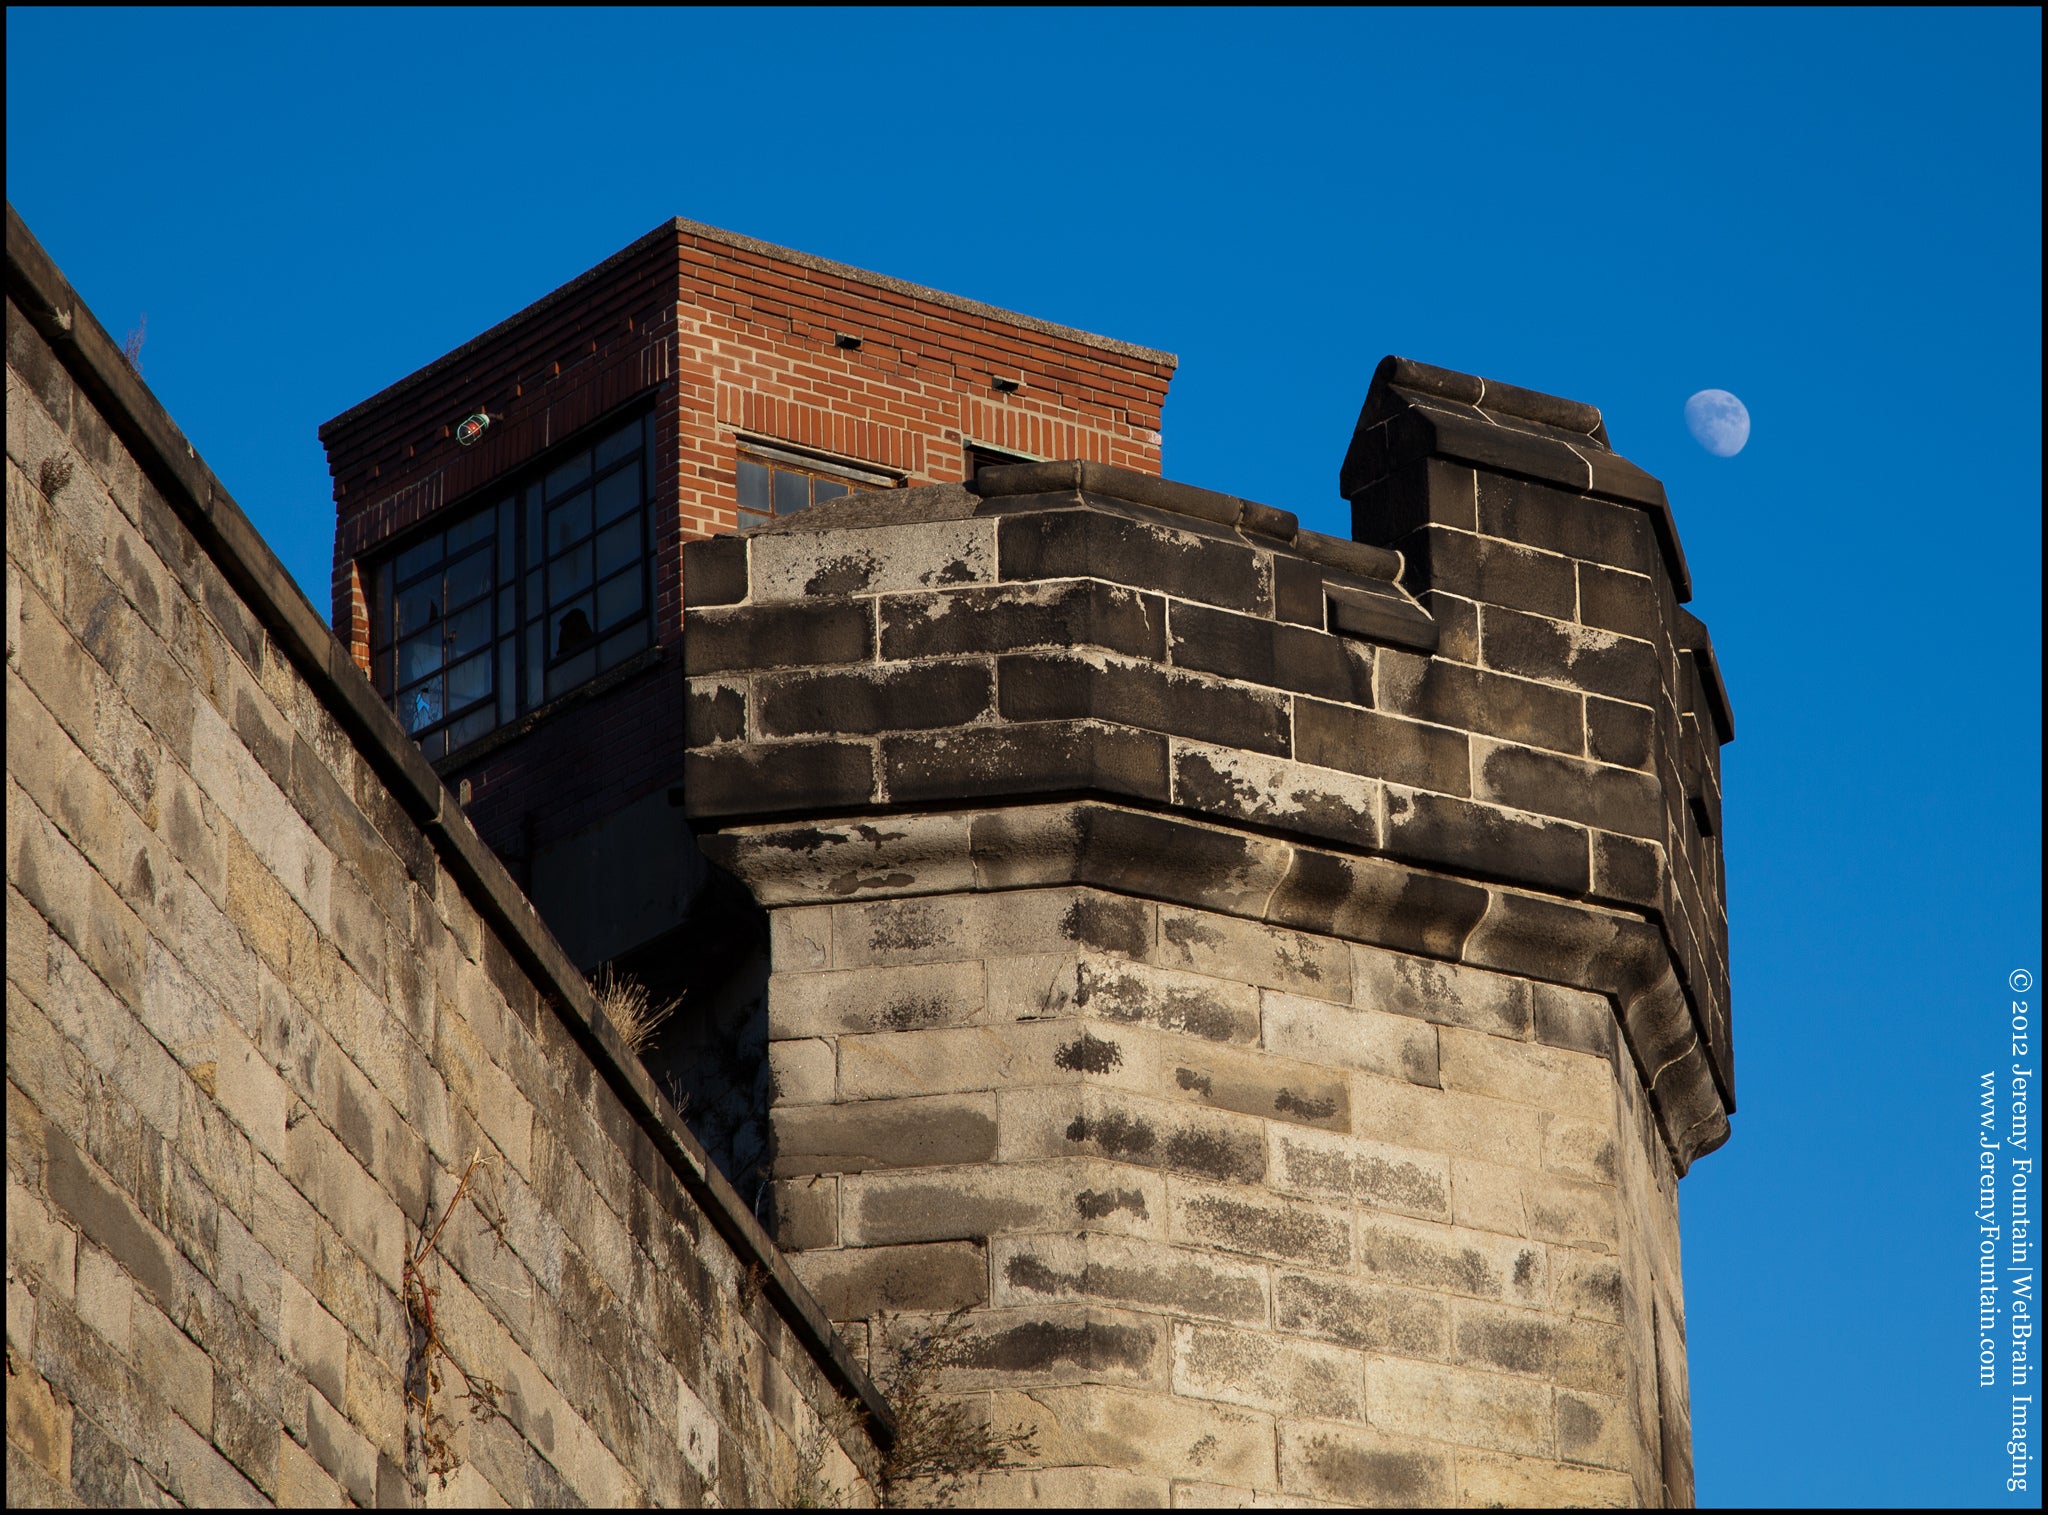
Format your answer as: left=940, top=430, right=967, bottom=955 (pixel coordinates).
left=319, top=218, right=1176, bottom=969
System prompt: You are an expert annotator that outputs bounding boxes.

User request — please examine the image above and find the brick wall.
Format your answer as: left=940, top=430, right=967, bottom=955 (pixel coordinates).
left=6, top=209, right=884, bottom=1508
left=317, top=220, right=1176, bottom=884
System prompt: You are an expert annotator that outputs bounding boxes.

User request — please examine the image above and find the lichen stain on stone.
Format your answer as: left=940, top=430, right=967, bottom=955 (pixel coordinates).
left=1074, top=1187, right=1149, bottom=1221
left=924, top=557, right=978, bottom=586
left=865, top=900, right=947, bottom=953
left=1164, top=1126, right=1262, bottom=1183
left=1273, top=1088, right=1337, bottom=1120
left=1174, top=1066, right=1214, bottom=1097
left=950, top=1317, right=1155, bottom=1373
left=1160, top=913, right=1224, bottom=961
left=1058, top=896, right=1149, bottom=958
left=880, top=995, right=952, bottom=1031
left=1064, top=1109, right=1155, bottom=1159
left=1054, top=1032, right=1124, bottom=1074
left=1513, top=1249, right=1538, bottom=1289
left=828, top=869, right=916, bottom=896
left=804, top=552, right=879, bottom=596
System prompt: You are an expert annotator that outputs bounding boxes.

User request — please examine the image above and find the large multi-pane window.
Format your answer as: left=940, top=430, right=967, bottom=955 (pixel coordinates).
left=734, top=450, right=887, bottom=530
left=370, top=411, right=653, bottom=760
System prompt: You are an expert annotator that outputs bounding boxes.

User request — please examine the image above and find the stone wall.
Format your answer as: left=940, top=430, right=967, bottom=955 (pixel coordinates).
left=5, top=208, right=884, bottom=1507
left=684, top=441, right=1730, bottom=1503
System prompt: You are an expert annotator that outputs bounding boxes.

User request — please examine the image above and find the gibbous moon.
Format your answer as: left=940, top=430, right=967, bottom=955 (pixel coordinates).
left=1685, top=389, right=1750, bottom=457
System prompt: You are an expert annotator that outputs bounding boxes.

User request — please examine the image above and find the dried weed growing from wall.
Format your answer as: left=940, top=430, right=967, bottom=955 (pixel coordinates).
left=876, top=1309, right=1037, bottom=1505
left=591, top=964, right=681, bottom=1057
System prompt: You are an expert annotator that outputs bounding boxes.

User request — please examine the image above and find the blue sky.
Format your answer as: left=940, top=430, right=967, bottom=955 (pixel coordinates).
left=7, top=8, right=2040, bottom=1506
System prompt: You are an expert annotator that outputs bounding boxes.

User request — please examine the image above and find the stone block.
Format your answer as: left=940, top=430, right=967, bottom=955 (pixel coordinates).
left=836, top=1021, right=1073, bottom=1100
left=680, top=534, right=747, bottom=606
left=1556, top=1388, right=1636, bottom=1472
left=1407, top=527, right=1578, bottom=621
left=1454, top=1449, right=1634, bottom=1507
left=1172, top=1322, right=1364, bottom=1421
left=1169, top=740, right=1381, bottom=851
left=771, top=959, right=985, bottom=1037
left=1074, top=956, right=1261, bottom=1045
left=1585, top=697, right=1652, bottom=770
left=275, top=1432, right=347, bottom=1507
left=842, top=1161, right=1167, bottom=1246
left=683, top=600, right=874, bottom=675
left=748, top=518, right=997, bottom=601
left=683, top=739, right=876, bottom=818
left=1368, top=1356, right=1553, bottom=1458
left=1574, top=561, right=1662, bottom=644
left=303, top=1386, right=377, bottom=1506
left=1452, top=1300, right=1628, bottom=1396
left=1269, top=1126, right=1449, bottom=1220
left=73, top=1241, right=136, bottom=1355
left=209, top=1371, right=280, bottom=1498
left=1354, top=1213, right=1547, bottom=1308
left=768, top=1037, right=837, bottom=1104
left=1275, top=1419, right=1452, bottom=1507
left=5, top=1354, right=73, bottom=1486
left=684, top=674, right=746, bottom=746
left=1168, top=1180, right=1350, bottom=1269
left=1437, top=1029, right=1612, bottom=1122
left=903, top=1303, right=1169, bottom=1392
left=1005, top=1086, right=1266, bottom=1185
left=1472, top=737, right=1663, bottom=842
left=1550, top=1248, right=1625, bottom=1324
left=1162, top=1043, right=1351, bottom=1132
left=1531, top=982, right=1616, bottom=1061
left=1590, top=829, right=1663, bottom=910
left=1260, top=992, right=1439, bottom=1088
left=772, top=1093, right=998, bottom=1176
left=1383, top=785, right=1593, bottom=896
left=1474, top=476, right=1658, bottom=580
left=998, top=510, right=1264, bottom=615
left=132, top=1296, right=213, bottom=1436
left=1167, top=600, right=1372, bottom=706
left=1350, top=945, right=1531, bottom=1040
left=881, top=579, right=1166, bottom=661
left=754, top=660, right=993, bottom=738
left=883, top=719, right=1171, bottom=806
left=769, top=905, right=832, bottom=971
left=1349, top=1075, right=1546, bottom=1171
left=1293, top=700, right=1470, bottom=796
left=992, top=1232, right=1267, bottom=1324
left=789, top=1240, right=987, bottom=1319
left=998, top=652, right=1292, bottom=758
left=1479, top=605, right=1661, bottom=706
left=1373, top=648, right=1585, bottom=759
left=991, top=1384, right=1277, bottom=1492
left=1274, top=1268, right=1448, bottom=1361
left=1545, top=1119, right=1619, bottom=1186
left=1154, top=907, right=1350, bottom=1003
left=280, top=1271, right=347, bottom=1411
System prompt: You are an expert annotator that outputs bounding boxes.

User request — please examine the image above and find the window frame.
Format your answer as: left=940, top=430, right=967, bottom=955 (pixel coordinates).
left=733, top=440, right=899, bottom=531
left=366, top=404, right=657, bottom=761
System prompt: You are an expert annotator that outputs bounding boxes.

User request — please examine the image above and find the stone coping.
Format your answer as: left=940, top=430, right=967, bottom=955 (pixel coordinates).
left=322, top=216, right=1176, bottom=437
left=700, top=801, right=1733, bottom=1175
left=1343, top=355, right=1697, bottom=604
left=5, top=201, right=898, bottom=1449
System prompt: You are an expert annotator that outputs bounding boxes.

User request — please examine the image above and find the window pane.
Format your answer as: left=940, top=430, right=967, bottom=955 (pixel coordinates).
left=523, top=485, right=543, bottom=570
left=524, top=570, right=542, bottom=618
left=497, top=585, right=515, bottom=633
left=772, top=468, right=809, bottom=516
left=446, top=706, right=496, bottom=752
left=547, top=491, right=591, bottom=554
left=595, top=419, right=640, bottom=470
left=737, top=459, right=769, bottom=511
left=447, top=510, right=493, bottom=554
left=737, top=509, right=770, bottom=532
left=813, top=478, right=850, bottom=503
left=546, top=451, right=591, bottom=501
left=497, top=642, right=517, bottom=725
left=372, top=648, right=392, bottom=695
left=496, top=499, right=516, bottom=579
left=546, top=648, right=595, bottom=701
left=599, top=620, right=648, bottom=671
left=400, top=675, right=443, bottom=735
left=525, top=622, right=543, bottom=708
left=445, top=601, right=492, bottom=662
left=595, top=517, right=639, bottom=579
left=594, top=466, right=639, bottom=526
left=418, top=727, right=445, bottom=762
left=597, top=569, right=641, bottom=630
left=395, top=576, right=440, bottom=639
left=395, top=532, right=441, bottom=583
left=398, top=628, right=441, bottom=685
left=550, top=541, right=593, bottom=602
left=445, top=545, right=493, bottom=611
left=551, top=597, right=595, bottom=660
left=447, top=650, right=492, bottom=711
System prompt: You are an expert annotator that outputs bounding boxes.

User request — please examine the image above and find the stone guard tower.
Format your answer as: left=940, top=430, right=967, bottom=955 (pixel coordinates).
left=681, top=357, right=1733, bottom=1506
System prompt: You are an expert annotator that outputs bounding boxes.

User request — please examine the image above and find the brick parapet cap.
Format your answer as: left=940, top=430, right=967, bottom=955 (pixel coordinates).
left=4, top=200, right=897, bottom=1450
left=1344, top=354, right=1697, bottom=604
left=320, top=216, right=1176, bottom=440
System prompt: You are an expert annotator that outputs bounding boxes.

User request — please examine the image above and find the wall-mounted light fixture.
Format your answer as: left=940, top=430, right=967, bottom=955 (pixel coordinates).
left=454, top=411, right=498, bottom=447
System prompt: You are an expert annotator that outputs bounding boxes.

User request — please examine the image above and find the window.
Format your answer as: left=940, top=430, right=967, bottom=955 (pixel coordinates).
left=369, top=411, right=654, bottom=760
left=734, top=448, right=890, bottom=531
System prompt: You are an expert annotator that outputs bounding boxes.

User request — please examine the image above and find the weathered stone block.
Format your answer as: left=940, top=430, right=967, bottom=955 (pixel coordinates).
left=998, top=510, right=1263, bottom=615
left=1369, top=1356, right=1553, bottom=1458
left=1354, top=1213, right=1547, bottom=1307
left=1479, top=605, right=1661, bottom=706
left=1374, top=648, right=1585, bottom=759
left=1274, top=1268, right=1448, bottom=1361
left=1454, top=1449, right=1634, bottom=1507
left=1074, top=956, right=1261, bottom=1045
left=908, top=1303, right=1169, bottom=1392
left=770, top=959, right=985, bottom=1037
left=1475, top=476, right=1658, bottom=580
left=992, top=1232, right=1268, bottom=1324
left=748, top=518, right=996, bottom=601
left=1276, top=1419, right=1452, bottom=1507
left=1383, top=785, right=1593, bottom=895
left=1168, top=1180, right=1350, bottom=1269
left=1004, top=1087, right=1267, bottom=1185
left=998, top=652, right=1292, bottom=758
left=1260, top=992, right=1440, bottom=1088
left=883, top=720, right=1171, bottom=807
left=881, top=579, right=1165, bottom=662
left=1168, top=739, right=1381, bottom=851
left=1168, top=600, right=1372, bottom=706
left=1172, top=1321, right=1363, bottom=1420
left=1473, top=737, right=1664, bottom=842
left=1294, top=700, right=1470, bottom=796
left=1452, top=1300, right=1628, bottom=1397
left=683, top=600, right=874, bottom=675
left=755, top=661, right=993, bottom=738
left=789, top=1239, right=987, bottom=1319
left=992, top=1384, right=1277, bottom=1493
left=1269, top=1126, right=1449, bottom=1220
left=1351, top=945, right=1532, bottom=1039
left=1438, top=1028, right=1612, bottom=1122
left=772, top=1093, right=998, bottom=1176
left=841, top=1162, right=1167, bottom=1246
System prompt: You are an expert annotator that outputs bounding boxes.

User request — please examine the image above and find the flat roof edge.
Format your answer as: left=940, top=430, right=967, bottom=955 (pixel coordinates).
left=321, top=216, right=1177, bottom=438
